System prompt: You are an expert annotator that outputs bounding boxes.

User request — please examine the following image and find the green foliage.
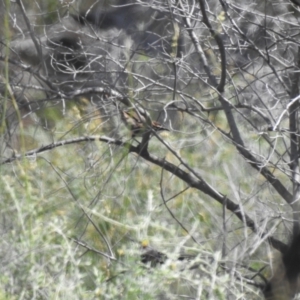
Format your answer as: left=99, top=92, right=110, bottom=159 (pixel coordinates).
left=0, top=119, right=267, bottom=298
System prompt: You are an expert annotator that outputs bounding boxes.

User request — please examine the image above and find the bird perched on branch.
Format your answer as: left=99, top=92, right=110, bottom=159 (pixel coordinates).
left=121, top=109, right=169, bottom=137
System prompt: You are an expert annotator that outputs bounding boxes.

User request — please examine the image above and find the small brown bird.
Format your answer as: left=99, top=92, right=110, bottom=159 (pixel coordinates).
left=121, top=109, right=169, bottom=137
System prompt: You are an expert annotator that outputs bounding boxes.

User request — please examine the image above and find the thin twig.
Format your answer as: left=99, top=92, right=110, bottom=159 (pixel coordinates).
left=159, top=163, right=199, bottom=244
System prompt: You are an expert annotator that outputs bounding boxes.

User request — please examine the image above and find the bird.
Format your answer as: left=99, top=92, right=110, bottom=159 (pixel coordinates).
left=121, top=109, right=170, bottom=137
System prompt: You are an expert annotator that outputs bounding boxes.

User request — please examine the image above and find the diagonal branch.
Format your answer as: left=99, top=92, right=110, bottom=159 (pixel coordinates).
left=139, top=149, right=287, bottom=253
left=16, top=0, right=47, bottom=75
left=198, top=0, right=293, bottom=204
left=0, top=136, right=131, bottom=165
left=1, top=135, right=287, bottom=253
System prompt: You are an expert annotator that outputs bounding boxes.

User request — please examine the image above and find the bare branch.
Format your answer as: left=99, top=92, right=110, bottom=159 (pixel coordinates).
left=1, top=134, right=287, bottom=253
